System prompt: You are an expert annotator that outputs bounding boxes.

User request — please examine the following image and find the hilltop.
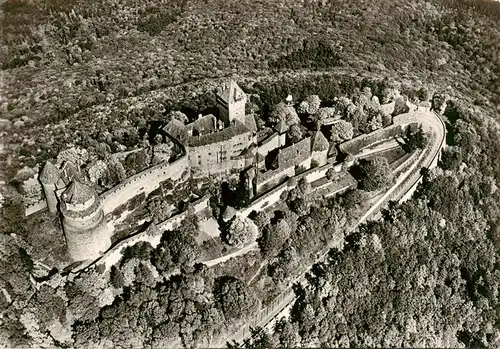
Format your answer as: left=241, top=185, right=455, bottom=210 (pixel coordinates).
left=1, top=0, right=499, bottom=181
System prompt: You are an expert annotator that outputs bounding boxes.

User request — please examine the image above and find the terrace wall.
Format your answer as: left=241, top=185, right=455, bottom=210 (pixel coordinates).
left=339, top=124, right=405, bottom=155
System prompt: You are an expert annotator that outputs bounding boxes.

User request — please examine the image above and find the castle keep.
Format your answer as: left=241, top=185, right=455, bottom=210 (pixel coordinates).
left=59, top=181, right=110, bottom=261
left=38, top=80, right=331, bottom=262
left=39, top=160, right=110, bottom=262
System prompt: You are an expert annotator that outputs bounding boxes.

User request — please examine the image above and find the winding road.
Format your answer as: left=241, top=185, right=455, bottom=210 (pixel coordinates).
left=219, top=106, right=446, bottom=346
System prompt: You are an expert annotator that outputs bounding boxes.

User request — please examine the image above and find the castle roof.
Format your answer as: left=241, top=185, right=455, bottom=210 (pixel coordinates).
left=217, top=80, right=246, bottom=105
left=188, top=119, right=251, bottom=147
left=61, top=181, right=96, bottom=205
left=241, top=144, right=257, bottom=159
left=257, top=128, right=274, bottom=144
left=164, top=119, right=188, bottom=143
left=188, top=114, right=217, bottom=136
left=274, top=120, right=289, bottom=134
left=39, top=160, right=60, bottom=184
left=244, top=114, right=258, bottom=133
left=328, top=143, right=338, bottom=157
left=277, top=137, right=311, bottom=169
left=311, top=131, right=329, bottom=152
left=60, top=161, right=85, bottom=186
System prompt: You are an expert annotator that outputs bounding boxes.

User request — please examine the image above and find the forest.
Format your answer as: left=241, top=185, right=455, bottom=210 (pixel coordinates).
left=1, top=0, right=500, bottom=347
left=235, top=101, right=500, bottom=348
left=1, top=0, right=499, bottom=180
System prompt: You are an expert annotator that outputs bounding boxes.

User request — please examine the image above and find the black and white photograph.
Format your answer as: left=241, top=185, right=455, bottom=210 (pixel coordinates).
left=1, top=0, right=500, bottom=347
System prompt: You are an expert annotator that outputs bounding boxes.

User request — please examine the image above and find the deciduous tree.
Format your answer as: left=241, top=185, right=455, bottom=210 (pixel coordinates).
left=213, top=276, right=258, bottom=321
left=269, top=102, right=300, bottom=127
left=356, top=156, right=394, bottom=191
left=223, top=215, right=258, bottom=248
left=330, top=120, right=354, bottom=143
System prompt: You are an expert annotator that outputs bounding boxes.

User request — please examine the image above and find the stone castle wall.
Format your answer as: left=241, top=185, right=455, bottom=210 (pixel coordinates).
left=25, top=199, right=47, bottom=216
left=188, top=132, right=253, bottom=176
left=100, top=155, right=190, bottom=214
left=255, top=156, right=312, bottom=195
left=255, top=166, right=295, bottom=195
left=244, top=162, right=335, bottom=216
left=78, top=195, right=210, bottom=272
left=63, top=208, right=111, bottom=261
left=42, top=183, right=58, bottom=214
left=257, top=132, right=280, bottom=157
left=339, top=124, right=405, bottom=155
left=26, top=156, right=190, bottom=217
left=62, top=204, right=104, bottom=231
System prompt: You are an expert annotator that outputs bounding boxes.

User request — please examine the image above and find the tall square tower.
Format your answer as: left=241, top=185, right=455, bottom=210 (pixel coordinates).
left=217, top=80, right=247, bottom=126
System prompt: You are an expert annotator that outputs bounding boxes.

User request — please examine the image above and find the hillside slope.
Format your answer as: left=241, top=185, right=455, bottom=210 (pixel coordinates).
left=1, top=0, right=499, bottom=180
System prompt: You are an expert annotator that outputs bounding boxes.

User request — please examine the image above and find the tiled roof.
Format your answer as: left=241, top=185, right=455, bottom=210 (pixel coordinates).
left=328, top=143, right=338, bottom=157
left=312, top=131, right=329, bottom=152
left=164, top=119, right=188, bottom=143
left=274, top=120, right=288, bottom=134
left=60, top=161, right=86, bottom=186
left=241, top=144, right=257, bottom=159
left=39, top=160, right=60, bottom=184
left=244, top=114, right=257, bottom=133
left=188, top=119, right=251, bottom=147
left=257, top=128, right=274, bottom=144
left=188, top=114, right=217, bottom=135
left=277, top=137, right=311, bottom=169
left=217, top=80, right=246, bottom=105
left=61, top=181, right=95, bottom=205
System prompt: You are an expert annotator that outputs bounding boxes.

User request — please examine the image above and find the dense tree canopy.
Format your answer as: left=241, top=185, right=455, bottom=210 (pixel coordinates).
left=269, top=102, right=300, bottom=127
left=2, top=0, right=500, bottom=346
left=355, top=156, right=395, bottom=191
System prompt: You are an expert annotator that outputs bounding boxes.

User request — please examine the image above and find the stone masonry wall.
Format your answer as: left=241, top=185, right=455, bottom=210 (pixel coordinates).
left=257, top=133, right=280, bottom=157
left=83, top=195, right=210, bottom=271
left=100, top=155, right=189, bottom=214
left=339, top=124, right=404, bottom=155
left=25, top=199, right=47, bottom=216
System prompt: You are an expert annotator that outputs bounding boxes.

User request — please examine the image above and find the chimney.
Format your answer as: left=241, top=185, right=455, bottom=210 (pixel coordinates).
left=198, top=114, right=202, bottom=120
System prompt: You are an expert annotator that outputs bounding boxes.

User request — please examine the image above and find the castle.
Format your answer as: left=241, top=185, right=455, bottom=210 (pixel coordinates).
left=39, top=80, right=330, bottom=262
left=39, top=160, right=111, bottom=262
left=163, top=80, right=329, bottom=193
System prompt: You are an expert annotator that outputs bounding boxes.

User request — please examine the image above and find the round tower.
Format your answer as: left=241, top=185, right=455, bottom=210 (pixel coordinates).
left=60, top=181, right=111, bottom=262
left=39, top=161, right=60, bottom=214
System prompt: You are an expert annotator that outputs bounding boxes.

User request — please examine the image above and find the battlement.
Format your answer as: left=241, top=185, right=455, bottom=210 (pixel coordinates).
left=100, top=155, right=190, bottom=214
